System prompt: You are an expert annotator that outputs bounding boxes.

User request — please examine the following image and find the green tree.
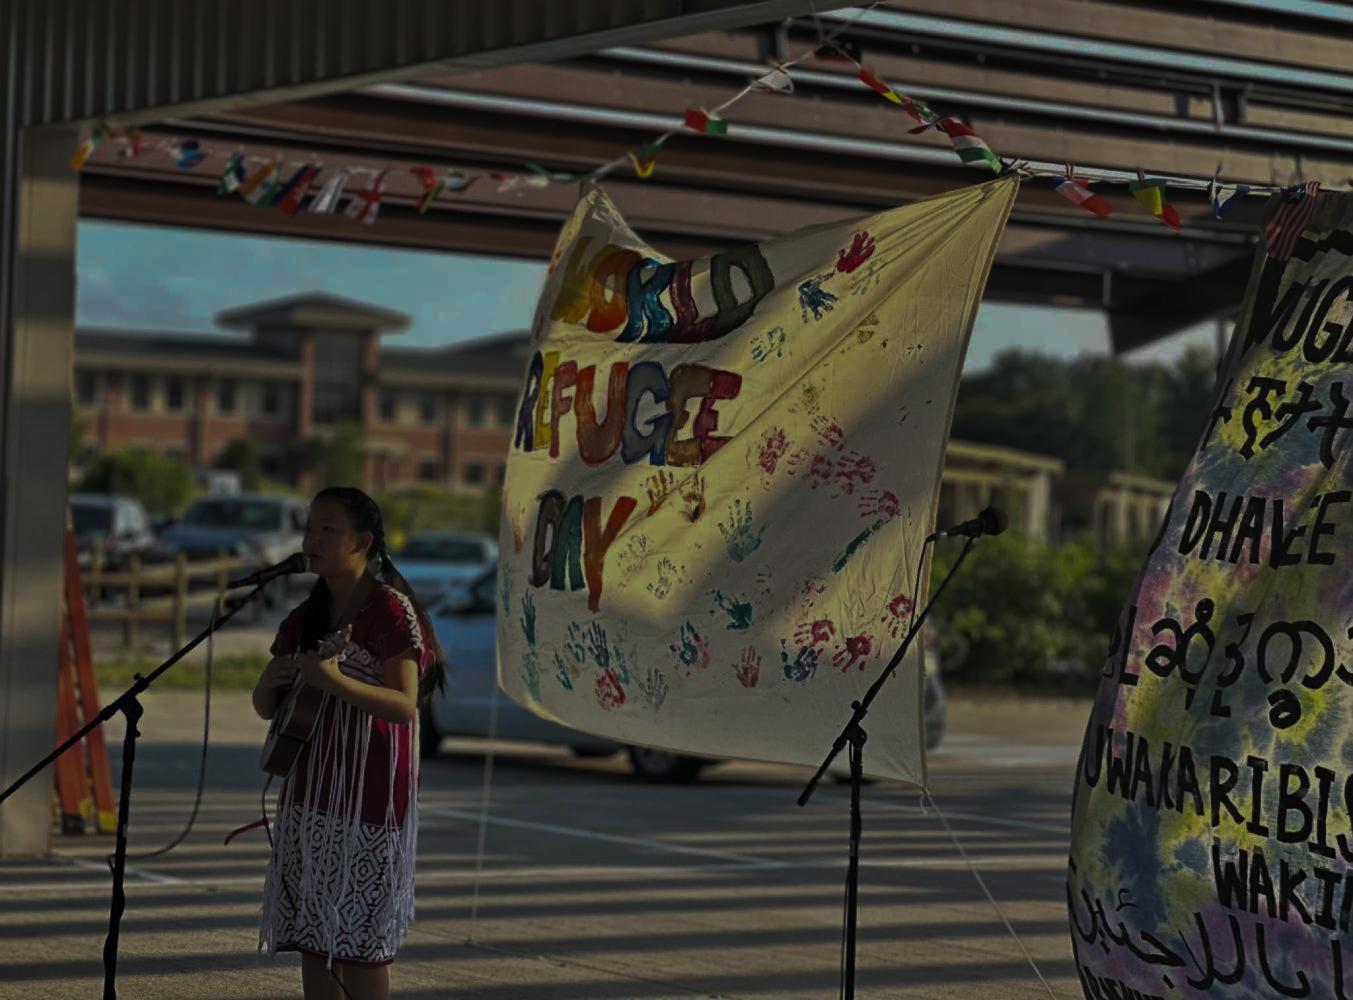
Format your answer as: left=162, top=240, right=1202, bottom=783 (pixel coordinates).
left=305, top=422, right=364, bottom=489
left=214, top=437, right=263, bottom=490
left=78, top=448, right=195, bottom=515
left=68, top=400, right=89, bottom=465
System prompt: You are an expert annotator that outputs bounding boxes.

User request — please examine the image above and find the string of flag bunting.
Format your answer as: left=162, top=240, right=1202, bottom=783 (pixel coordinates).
left=68, top=2, right=1319, bottom=241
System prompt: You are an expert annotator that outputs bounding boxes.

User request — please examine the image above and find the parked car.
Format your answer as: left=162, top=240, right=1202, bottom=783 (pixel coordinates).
left=393, top=530, right=497, bottom=605
left=68, top=493, right=160, bottom=570
left=157, top=493, right=310, bottom=599
left=421, top=566, right=947, bottom=782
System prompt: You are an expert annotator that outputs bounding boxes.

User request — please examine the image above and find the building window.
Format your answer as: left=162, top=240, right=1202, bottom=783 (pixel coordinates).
left=75, top=370, right=98, bottom=406
left=495, top=394, right=517, bottom=428
left=261, top=382, right=281, bottom=416
left=464, top=462, right=484, bottom=486
left=466, top=394, right=486, bottom=427
left=379, top=391, right=396, bottom=423
left=418, top=458, right=441, bottom=482
left=217, top=378, right=237, bottom=415
left=421, top=394, right=439, bottom=425
left=129, top=374, right=151, bottom=411
left=164, top=377, right=185, bottom=412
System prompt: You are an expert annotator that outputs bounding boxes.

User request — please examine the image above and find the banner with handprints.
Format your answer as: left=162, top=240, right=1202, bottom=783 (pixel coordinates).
left=496, top=178, right=1017, bottom=782
left=1067, top=191, right=1353, bottom=997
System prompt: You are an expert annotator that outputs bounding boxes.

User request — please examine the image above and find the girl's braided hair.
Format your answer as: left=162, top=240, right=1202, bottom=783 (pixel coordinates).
left=299, top=486, right=447, bottom=706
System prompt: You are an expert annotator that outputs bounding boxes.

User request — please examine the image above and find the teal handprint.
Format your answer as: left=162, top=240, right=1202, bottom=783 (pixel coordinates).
left=718, top=500, right=767, bottom=563
left=711, top=589, right=753, bottom=630
left=553, top=652, right=573, bottom=691
left=564, top=621, right=588, bottom=664
left=520, top=592, right=536, bottom=647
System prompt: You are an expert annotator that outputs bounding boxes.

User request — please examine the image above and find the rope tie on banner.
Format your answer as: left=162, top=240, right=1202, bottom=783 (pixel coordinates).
left=69, top=1, right=1310, bottom=226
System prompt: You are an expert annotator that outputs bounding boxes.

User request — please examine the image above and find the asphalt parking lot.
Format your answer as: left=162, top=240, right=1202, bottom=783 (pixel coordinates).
left=0, top=689, right=1089, bottom=1000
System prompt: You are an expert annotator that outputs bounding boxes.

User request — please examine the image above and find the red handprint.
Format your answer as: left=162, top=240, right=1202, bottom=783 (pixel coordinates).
left=836, top=230, right=877, bottom=274
left=882, top=594, right=915, bottom=638
left=859, top=489, right=901, bottom=520
left=833, top=453, right=877, bottom=495
left=596, top=668, right=627, bottom=710
left=758, top=428, right=789, bottom=475
left=795, top=618, right=837, bottom=651
left=735, top=647, right=762, bottom=688
left=811, top=415, right=846, bottom=449
left=833, top=634, right=874, bottom=672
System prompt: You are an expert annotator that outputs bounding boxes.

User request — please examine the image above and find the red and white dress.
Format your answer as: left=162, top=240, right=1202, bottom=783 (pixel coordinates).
left=260, top=584, right=427, bottom=966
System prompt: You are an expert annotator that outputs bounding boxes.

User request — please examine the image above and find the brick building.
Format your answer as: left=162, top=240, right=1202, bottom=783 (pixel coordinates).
left=74, top=293, right=527, bottom=492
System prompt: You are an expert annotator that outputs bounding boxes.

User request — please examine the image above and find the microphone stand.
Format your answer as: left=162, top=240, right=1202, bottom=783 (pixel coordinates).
left=797, top=534, right=978, bottom=1000
left=0, top=580, right=269, bottom=1000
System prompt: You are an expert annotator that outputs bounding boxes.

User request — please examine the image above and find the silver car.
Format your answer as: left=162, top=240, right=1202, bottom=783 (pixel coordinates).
left=420, top=567, right=946, bottom=782
left=392, top=530, right=497, bottom=605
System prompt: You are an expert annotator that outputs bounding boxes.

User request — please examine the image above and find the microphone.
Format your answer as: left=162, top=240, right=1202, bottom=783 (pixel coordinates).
left=929, top=506, right=1008, bottom=541
left=227, top=552, right=308, bottom=589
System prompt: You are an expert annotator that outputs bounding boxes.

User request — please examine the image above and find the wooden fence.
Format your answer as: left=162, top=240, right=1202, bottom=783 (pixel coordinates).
left=81, top=543, right=257, bottom=650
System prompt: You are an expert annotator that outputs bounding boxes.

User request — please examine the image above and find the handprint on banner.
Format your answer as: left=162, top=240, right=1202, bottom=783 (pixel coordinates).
left=595, top=668, right=626, bottom=710
left=810, top=415, right=846, bottom=449
left=859, top=489, right=901, bottom=520
left=585, top=621, right=610, bottom=670
left=795, top=618, right=837, bottom=652
left=609, top=643, right=635, bottom=684
left=645, top=470, right=676, bottom=515
left=522, top=649, right=541, bottom=698
left=801, top=381, right=823, bottom=414
left=757, top=427, right=789, bottom=476
left=648, top=558, right=684, bottom=599
left=831, top=452, right=877, bottom=496
left=833, top=634, right=874, bottom=672
left=564, top=622, right=589, bottom=667
left=849, top=258, right=884, bottom=297
left=670, top=622, right=711, bottom=674
left=799, top=272, right=838, bottom=321
left=855, top=312, right=880, bottom=344
left=638, top=667, right=670, bottom=711
left=710, top=589, right=754, bottom=630
left=750, top=326, right=787, bottom=363
left=681, top=473, right=707, bottom=522
left=780, top=640, right=820, bottom=683
left=882, top=593, right=915, bottom=639
left=836, top=230, right=877, bottom=274
left=553, top=652, right=574, bottom=691
left=735, top=647, right=762, bottom=688
left=718, top=500, right=767, bottom=562
left=520, top=593, right=536, bottom=648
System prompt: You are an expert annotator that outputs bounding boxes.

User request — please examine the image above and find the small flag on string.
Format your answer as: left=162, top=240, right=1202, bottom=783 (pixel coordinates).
left=492, top=171, right=550, bottom=194
left=273, top=164, right=319, bottom=215
left=344, top=170, right=387, bottom=224
left=858, top=67, right=904, bottom=106
left=217, top=152, right=246, bottom=194
left=115, top=131, right=144, bottom=159
left=1209, top=182, right=1250, bottom=220
left=751, top=66, right=794, bottom=93
left=70, top=127, right=105, bottom=171
left=239, top=159, right=280, bottom=205
left=911, top=117, right=999, bottom=172
left=814, top=40, right=862, bottom=63
left=169, top=139, right=206, bottom=169
left=410, top=165, right=444, bottom=213
left=685, top=108, right=729, bottom=135
left=442, top=171, right=476, bottom=193
left=1129, top=177, right=1181, bottom=231
left=307, top=168, right=349, bottom=214
left=526, top=162, right=575, bottom=184
left=1265, top=181, right=1322, bottom=262
left=1054, top=177, right=1114, bottom=218
left=628, top=150, right=657, bottom=179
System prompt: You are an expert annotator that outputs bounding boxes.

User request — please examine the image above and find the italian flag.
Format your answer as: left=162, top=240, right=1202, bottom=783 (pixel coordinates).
left=1054, top=178, right=1114, bottom=218
left=685, top=108, right=729, bottom=135
left=1129, top=178, right=1181, bottom=231
left=932, top=117, right=1000, bottom=173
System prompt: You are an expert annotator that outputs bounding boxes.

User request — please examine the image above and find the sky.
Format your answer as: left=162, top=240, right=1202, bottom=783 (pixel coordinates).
left=75, top=220, right=1218, bottom=373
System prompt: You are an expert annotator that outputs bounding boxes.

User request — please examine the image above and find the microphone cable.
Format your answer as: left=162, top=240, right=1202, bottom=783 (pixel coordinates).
left=116, top=590, right=222, bottom=865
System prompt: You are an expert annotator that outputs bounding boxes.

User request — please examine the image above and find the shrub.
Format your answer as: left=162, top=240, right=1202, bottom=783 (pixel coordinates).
left=927, top=533, right=1143, bottom=692
left=78, top=448, right=195, bottom=515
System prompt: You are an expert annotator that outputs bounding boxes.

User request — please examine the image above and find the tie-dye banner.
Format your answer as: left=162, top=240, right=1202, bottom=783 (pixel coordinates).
left=497, top=178, right=1017, bottom=783
left=1068, top=192, right=1353, bottom=997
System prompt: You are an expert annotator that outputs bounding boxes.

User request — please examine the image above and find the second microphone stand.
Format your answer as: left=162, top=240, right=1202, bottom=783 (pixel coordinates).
left=797, top=534, right=978, bottom=1000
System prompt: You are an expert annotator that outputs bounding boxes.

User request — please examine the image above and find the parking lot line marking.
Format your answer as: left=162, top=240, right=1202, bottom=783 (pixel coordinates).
left=728, top=786, right=1068, bottom=835
left=65, top=856, right=184, bottom=884
left=421, top=806, right=789, bottom=869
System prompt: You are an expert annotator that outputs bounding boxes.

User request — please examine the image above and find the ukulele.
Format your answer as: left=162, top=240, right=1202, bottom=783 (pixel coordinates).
left=260, top=626, right=351, bottom=778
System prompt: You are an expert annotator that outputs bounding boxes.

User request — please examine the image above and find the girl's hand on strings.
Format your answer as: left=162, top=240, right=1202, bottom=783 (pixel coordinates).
left=297, top=650, right=343, bottom=693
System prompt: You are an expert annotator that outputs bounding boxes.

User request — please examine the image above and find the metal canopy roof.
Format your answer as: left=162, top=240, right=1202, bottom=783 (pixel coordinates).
left=72, top=0, right=1353, bottom=353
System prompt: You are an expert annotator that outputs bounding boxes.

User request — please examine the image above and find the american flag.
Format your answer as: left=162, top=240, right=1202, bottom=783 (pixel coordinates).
left=1265, top=181, right=1322, bottom=262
